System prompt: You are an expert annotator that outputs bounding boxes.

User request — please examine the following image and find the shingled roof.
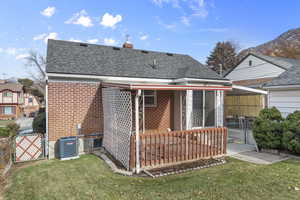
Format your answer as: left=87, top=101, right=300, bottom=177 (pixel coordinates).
left=0, top=82, right=23, bottom=92
left=46, top=40, right=226, bottom=80
left=264, top=65, right=300, bottom=87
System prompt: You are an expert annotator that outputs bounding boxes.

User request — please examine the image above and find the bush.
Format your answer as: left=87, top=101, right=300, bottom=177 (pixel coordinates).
left=282, top=112, right=300, bottom=155
left=33, top=112, right=46, bottom=134
left=7, top=122, right=20, bottom=137
left=0, top=127, right=10, bottom=137
left=253, top=107, right=284, bottom=150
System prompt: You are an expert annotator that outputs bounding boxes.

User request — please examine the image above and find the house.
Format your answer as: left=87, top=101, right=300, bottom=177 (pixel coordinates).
left=0, top=80, right=40, bottom=120
left=46, top=39, right=232, bottom=172
left=0, top=81, right=24, bottom=119
left=224, top=52, right=300, bottom=120
left=264, top=63, right=300, bottom=117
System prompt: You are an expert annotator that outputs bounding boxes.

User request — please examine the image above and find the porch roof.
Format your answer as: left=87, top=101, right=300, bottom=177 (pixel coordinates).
left=102, top=82, right=232, bottom=91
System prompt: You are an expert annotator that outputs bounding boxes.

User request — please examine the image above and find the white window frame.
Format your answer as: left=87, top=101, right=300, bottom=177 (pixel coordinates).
left=144, top=90, right=157, bottom=107
left=3, top=91, right=13, bottom=97
left=4, top=106, right=13, bottom=115
left=191, top=90, right=216, bottom=129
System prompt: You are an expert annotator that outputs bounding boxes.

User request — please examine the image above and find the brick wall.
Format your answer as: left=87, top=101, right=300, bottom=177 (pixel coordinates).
left=48, top=81, right=103, bottom=141
left=144, top=91, right=174, bottom=131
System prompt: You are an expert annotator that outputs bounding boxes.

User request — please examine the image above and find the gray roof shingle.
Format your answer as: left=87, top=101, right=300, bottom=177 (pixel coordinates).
left=253, top=53, right=300, bottom=70
left=264, top=65, right=300, bottom=87
left=46, top=40, right=226, bottom=80
left=0, top=83, right=23, bottom=92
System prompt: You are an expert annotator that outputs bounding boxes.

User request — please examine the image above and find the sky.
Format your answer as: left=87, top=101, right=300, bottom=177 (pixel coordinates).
left=1, top=0, right=300, bottom=79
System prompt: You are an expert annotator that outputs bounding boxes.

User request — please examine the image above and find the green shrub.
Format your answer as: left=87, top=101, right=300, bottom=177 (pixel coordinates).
left=282, top=112, right=300, bottom=155
left=258, top=107, right=283, bottom=122
left=0, top=127, right=10, bottom=137
left=7, top=122, right=20, bottom=137
left=253, top=107, right=283, bottom=150
left=33, top=112, right=46, bottom=134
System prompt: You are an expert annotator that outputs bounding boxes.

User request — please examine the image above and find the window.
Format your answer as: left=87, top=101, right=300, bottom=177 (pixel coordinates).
left=192, top=91, right=203, bottom=127
left=4, top=106, right=13, bottom=115
left=3, top=91, right=13, bottom=97
left=249, top=60, right=252, bottom=66
left=144, top=90, right=157, bottom=107
left=28, top=97, right=33, bottom=103
left=192, top=91, right=215, bottom=128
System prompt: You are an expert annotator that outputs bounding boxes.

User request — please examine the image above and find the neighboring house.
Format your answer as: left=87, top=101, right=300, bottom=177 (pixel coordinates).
left=0, top=80, right=40, bottom=120
left=46, top=39, right=232, bottom=171
left=22, top=93, right=40, bottom=117
left=0, top=82, right=24, bottom=119
left=264, top=64, right=300, bottom=117
left=224, top=52, right=300, bottom=118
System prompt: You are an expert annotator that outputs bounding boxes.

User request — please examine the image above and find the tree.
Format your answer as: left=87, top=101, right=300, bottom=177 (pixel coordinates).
left=25, top=51, right=46, bottom=94
left=206, top=41, right=238, bottom=75
left=18, top=78, right=33, bottom=92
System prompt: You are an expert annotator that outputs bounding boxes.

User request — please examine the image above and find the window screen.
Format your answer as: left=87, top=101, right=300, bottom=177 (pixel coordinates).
left=192, top=91, right=203, bottom=127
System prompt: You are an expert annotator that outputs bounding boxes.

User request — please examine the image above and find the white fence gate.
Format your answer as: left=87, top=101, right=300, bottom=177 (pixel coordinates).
left=15, top=134, right=44, bottom=162
left=102, top=87, right=133, bottom=170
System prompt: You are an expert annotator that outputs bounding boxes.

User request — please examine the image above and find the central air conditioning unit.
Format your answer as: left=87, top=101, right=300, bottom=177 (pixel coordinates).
left=58, top=136, right=79, bottom=160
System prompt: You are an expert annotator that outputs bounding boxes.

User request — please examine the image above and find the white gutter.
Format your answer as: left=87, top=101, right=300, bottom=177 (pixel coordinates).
left=232, top=85, right=268, bottom=95
left=47, top=73, right=173, bottom=83
left=46, top=73, right=232, bottom=84
left=174, top=78, right=232, bottom=84
left=263, top=84, right=300, bottom=89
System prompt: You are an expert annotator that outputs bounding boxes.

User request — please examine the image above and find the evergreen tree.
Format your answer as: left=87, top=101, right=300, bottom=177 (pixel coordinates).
left=206, top=41, right=238, bottom=76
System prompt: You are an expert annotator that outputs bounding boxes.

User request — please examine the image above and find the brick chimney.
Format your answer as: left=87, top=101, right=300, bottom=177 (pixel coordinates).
left=123, top=42, right=133, bottom=49
left=122, top=34, right=133, bottom=49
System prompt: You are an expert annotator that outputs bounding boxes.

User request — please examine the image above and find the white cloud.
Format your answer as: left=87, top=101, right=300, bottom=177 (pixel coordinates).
left=65, top=10, right=93, bottom=27
left=140, top=34, right=149, bottom=40
left=44, top=32, right=58, bottom=43
left=103, top=38, right=116, bottom=45
left=152, top=0, right=179, bottom=8
left=33, top=32, right=58, bottom=43
left=33, top=33, right=47, bottom=41
left=181, top=16, right=190, bottom=26
left=16, top=53, right=30, bottom=60
left=190, top=0, right=208, bottom=18
left=100, top=13, right=122, bottom=29
left=69, top=38, right=82, bottom=43
left=87, top=39, right=99, bottom=44
left=157, top=17, right=176, bottom=30
left=6, top=48, right=17, bottom=55
left=41, top=7, right=56, bottom=17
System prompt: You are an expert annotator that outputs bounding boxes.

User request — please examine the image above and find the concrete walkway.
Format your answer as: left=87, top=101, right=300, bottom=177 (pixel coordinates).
left=227, top=143, right=290, bottom=164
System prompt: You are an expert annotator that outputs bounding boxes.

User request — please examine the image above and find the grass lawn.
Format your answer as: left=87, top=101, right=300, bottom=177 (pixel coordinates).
left=0, top=120, right=14, bottom=127
left=4, top=155, right=300, bottom=200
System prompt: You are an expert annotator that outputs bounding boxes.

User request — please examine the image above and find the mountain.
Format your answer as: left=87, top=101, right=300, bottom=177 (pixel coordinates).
left=239, top=27, right=300, bottom=59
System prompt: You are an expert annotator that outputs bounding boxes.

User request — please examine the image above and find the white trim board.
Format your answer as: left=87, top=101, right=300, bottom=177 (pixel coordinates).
left=47, top=73, right=231, bottom=84
left=232, top=85, right=268, bottom=95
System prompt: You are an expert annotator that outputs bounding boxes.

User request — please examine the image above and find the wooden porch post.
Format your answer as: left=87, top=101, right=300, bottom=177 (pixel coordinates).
left=135, top=89, right=141, bottom=173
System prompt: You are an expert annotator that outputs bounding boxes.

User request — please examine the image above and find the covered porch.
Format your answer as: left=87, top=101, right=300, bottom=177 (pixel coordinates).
left=101, top=82, right=231, bottom=173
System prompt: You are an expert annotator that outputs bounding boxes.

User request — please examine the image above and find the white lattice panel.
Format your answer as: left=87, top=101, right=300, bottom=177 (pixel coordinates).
left=102, top=87, right=132, bottom=169
left=15, top=134, right=43, bottom=162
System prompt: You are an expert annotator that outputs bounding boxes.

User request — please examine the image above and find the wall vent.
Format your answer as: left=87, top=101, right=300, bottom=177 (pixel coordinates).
left=79, top=43, right=88, bottom=47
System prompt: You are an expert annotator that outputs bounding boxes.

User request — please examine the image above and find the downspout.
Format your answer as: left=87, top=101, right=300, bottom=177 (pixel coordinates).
left=135, top=90, right=141, bottom=173
left=45, top=79, right=49, bottom=158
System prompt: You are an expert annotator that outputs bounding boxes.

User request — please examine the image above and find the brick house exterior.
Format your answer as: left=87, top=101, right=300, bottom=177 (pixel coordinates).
left=46, top=39, right=232, bottom=160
